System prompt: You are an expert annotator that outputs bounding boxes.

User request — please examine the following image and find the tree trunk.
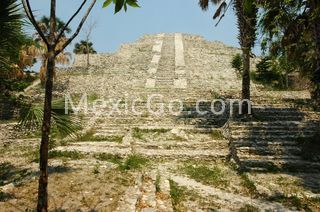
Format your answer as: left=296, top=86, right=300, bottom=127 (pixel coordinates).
left=242, top=48, right=251, bottom=114
left=311, top=0, right=320, bottom=107
left=37, top=50, right=55, bottom=212
left=37, top=0, right=56, bottom=211
left=86, top=41, right=90, bottom=68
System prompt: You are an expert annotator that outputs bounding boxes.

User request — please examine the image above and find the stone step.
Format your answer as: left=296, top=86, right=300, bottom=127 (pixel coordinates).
left=237, top=146, right=301, bottom=156
left=55, top=143, right=228, bottom=160
left=231, top=130, right=316, bottom=136
left=116, top=174, right=142, bottom=211
left=241, top=159, right=320, bottom=173
left=230, top=124, right=318, bottom=130
left=230, top=121, right=319, bottom=126
left=239, top=153, right=305, bottom=161
left=94, top=119, right=226, bottom=127
left=137, top=171, right=158, bottom=211
left=231, top=133, right=314, bottom=140
left=135, top=140, right=227, bottom=150
left=135, top=148, right=228, bottom=160
left=233, top=140, right=299, bottom=147
left=252, top=116, right=305, bottom=121
left=95, top=124, right=220, bottom=132
left=156, top=172, right=174, bottom=212
left=252, top=107, right=303, bottom=112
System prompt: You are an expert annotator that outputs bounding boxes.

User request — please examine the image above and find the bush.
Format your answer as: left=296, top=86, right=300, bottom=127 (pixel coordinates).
left=231, top=53, right=243, bottom=75
left=253, top=56, right=290, bottom=90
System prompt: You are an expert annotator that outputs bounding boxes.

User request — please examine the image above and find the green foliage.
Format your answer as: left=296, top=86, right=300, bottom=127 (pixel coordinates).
left=102, top=0, right=140, bottom=13
left=253, top=56, right=291, bottom=90
left=94, top=154, right=148, bottom=171
left=231, top=53, right=243, bottom=75
left=259, top=0, right=319, bottom=93
left=169, top=179, right=186, bottom=211
left=239, top=204, right=259, bottom=212
left=19, top=100, right=81, bottom=138
left=155, top=174, right=161, bottom=193
left=211, top=130, right=225, bottom=140
left=39, top=16, right=71, bottom=37
left=78, top=130, right=124, bottom=143
left=268, top=195, right=311, bottom=210
left=181, top=165, right=228, bottom=187
left=95, top=153, right=123, bottom=164
left=48, top=150, right=85, bottom=160
left=132, top=128, right=170, bottom=140
left=0, top=0, right=26, bottom=71
left=240, top=173, right=257, bottom=196
left=92, top=164, right=100, bottom=174
left=119, top=155, right=148, bottom=171
left=74, top=40, right=97, bottom=54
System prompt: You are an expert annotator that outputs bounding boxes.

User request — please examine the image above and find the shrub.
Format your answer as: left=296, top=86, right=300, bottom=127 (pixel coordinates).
left=231, top=53, right=243, bottom=75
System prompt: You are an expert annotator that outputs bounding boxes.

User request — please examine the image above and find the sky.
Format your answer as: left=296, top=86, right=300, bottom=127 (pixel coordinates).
left=27, top=0, right=262, bottom=55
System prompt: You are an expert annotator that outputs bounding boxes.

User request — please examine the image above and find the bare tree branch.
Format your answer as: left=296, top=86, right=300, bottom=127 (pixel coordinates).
left=55, top=0, right=88, bottom=43
left=22, top=0, right=50, bottom=47
left=55, top=0, right=97, bottom=56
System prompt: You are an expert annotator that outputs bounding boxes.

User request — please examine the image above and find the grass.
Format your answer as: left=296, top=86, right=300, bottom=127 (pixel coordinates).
left=119, top=155, right=149, bottom=171
left=239, top=204, right=259, bottom=212
left=156, top=174, right=161, bottom=193
left=78, top=130, right=124, bottom=143
left=172, top=134, right=187, bottom=141
left=48, top=150, right=85, bottom=160
left=240, top=173, right=257, bottom=196
left=132, top=128, right=170, bottom=140
left=92, top=164, right=100, bottom=175
left=210, top=130, right=225, bottom=140
left=95, top=154, right=149, bottom=171
left=169, top=179, right=187, bottom=211
left=180, top=164, right=228, bottom=187
left=95, top=153, right=123, bottom=164
left=268, top=195, right=312, bottom=211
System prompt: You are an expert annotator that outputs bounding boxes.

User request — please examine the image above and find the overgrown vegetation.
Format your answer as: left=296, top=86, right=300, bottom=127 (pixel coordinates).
left=252, top=56, right=292, bottom=90
left=231, top=53, right=243, bottom=76
left=268, top=195, right=312, bottom=211
left=180, top=164, right=228, bottom=187
left=132, top=128, right=170, bottom=140
left=78, top=130, right=124, bottom=143
left=240, top=173, right=258, bottom=196
left=19, top=99, right=81, bottom=139
left=95, top=154, right=149, bottom=171
left=155, top=173, right=161, bottom=193
left=48, top=150, right=85, bottom=160
left=119, top=155, right=149, bottom=171
left=239, top=204, right=259, bottom=212
left=210, top=130, right=225, bottom=140
left=169, top=179, right=187, bottom=211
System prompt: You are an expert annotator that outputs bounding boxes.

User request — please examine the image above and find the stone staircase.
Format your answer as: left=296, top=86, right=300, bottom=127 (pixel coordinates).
left=116, top=170, right=173, bottom=212
left=229, top=104, right=320, bottom=172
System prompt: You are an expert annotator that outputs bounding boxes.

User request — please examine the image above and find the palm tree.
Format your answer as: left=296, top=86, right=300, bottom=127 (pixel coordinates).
left=310, top=0, right=320, bottom=106
left=34, top=16, right=72, bottom=83
left=74, top=40, right=97, bottom=54
left=74, top=40, right=97, bottom=68
left=38, top=16, right=72, bottom=37
left=0, top=0, right=26, bottom=76
left=259, top=0, right=320, bottom=107
left=199, top=0, right=257, bottom=113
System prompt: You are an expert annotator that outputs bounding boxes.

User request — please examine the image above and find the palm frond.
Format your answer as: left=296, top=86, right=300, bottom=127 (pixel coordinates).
left=213, top=2, right=227, bottom=19
left=19, top=102, right=81, bottom=138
